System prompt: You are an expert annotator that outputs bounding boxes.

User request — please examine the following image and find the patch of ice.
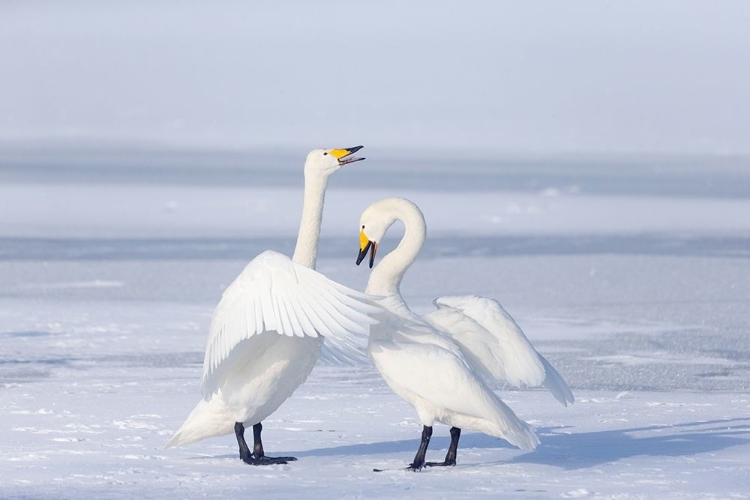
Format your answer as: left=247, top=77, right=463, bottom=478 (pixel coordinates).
left=562, top=488, right=592, bottom=498
left=586, top=353, right=736, bottom=367
left=21, top=280, right=125, bottom=290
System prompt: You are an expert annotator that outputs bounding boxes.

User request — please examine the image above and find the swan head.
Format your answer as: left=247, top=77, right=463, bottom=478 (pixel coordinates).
left=356, top=198, right=424, bottom=269
left=357, top=224, right=380, bottom=269
left=304, top=146, right=365, bottom=178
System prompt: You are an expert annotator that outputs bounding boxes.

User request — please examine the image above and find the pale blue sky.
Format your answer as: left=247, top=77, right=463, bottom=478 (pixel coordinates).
left=1, top=1, right=749, bottom=155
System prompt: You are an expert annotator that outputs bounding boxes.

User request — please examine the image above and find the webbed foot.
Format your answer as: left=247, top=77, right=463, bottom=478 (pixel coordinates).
left=425, top=459, right=456, bottom=467
left=248, top=455, right=296, bottom=466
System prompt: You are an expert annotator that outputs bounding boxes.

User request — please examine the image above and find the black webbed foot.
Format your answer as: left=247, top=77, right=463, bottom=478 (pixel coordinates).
left=425, top=459, right=456, bottom=467
left=261, top=455, right=297, bottom=462
left=237, top=421, right=298, bottom=466
left=249, top=455, right=296, bottom=466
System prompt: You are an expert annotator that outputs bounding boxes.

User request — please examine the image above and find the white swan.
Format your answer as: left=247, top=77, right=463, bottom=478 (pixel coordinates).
left=356, top=197, right=573, bottom=469
left=167, top=147, right=381, bottom=466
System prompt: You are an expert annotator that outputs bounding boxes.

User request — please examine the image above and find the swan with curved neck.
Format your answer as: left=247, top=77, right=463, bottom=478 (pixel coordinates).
left=358, top=198, right=426, bottom=297
left=168, top=147, right=381, bottom=466
left=357, top=197, right=573, bottom=470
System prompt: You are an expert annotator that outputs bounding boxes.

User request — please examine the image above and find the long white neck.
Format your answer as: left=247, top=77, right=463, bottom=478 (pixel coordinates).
left=292, top=174, right=328, bottom=270
left=365, top=201, right=426, bottom=297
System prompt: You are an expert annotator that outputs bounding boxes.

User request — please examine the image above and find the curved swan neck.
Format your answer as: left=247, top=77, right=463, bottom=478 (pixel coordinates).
left=366, top=201, right=426, bottom=297
left=292, top=174, right=328, bottom=270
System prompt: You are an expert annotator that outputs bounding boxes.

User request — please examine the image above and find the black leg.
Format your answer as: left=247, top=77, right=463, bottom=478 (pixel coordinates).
left=252, top=422, right=264, bottom=458
left=426, top=427, right=461, bottom=467
left=235, top=422, right=254, bottom=465
left=250, top=422, right=297, bottom=465
left=445, top=427, right=461, bottom=465
left=408, top=425, right=433, bottom=471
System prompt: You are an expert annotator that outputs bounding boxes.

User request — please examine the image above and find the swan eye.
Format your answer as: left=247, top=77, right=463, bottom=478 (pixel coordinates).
left=361, top=225, right=365, bottom=229
left=323, top=152, right=328, bottom=156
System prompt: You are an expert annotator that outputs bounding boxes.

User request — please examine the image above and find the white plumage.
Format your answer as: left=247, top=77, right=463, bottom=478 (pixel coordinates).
left=167, top=147, right=378, bottom=465
left=424, top=295, right=574, bottom=406
left=357, top=197, right=573, bottom=468
left=369, top=310, right=541, bottom=452
left=202, top=250, right=379, bottom=398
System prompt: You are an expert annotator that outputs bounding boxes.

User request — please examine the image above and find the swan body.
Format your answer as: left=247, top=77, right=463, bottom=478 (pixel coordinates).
left=368, top=311, right=540, bottom=450
left=168, top=147, right=380, bottom=466
left=357, top=197, right=573, bottom=468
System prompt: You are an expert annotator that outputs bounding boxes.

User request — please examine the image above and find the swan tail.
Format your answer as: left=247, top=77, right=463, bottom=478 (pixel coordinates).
left=541, top=356, right=575, bottom=407
left=165, top=398, right=235, bottom=448
left=492, top=412, right=540, bottom=451
left=484, top=391, right=540, bottom=451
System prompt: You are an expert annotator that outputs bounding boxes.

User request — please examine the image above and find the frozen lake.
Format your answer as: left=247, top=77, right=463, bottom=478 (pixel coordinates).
left=1, top=149, right=749, bottom=498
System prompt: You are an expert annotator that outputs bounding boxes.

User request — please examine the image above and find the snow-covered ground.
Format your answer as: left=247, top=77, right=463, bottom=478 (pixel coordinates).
left=2, top=151, right=749, bottom=499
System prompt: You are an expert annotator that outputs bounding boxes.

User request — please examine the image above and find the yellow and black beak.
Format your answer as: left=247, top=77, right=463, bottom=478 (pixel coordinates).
left=357, top=230, right=378, bottom=269
left=330, top=145, right=365, bottom=166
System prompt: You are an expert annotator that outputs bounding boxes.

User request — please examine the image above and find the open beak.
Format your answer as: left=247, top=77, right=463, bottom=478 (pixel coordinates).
left=330, top=145, right=365, bottom=166
left=357, top=230, right=378, bottom=269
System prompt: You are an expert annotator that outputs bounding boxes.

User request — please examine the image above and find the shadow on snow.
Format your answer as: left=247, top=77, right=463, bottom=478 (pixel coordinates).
left=258, top=417, right=750, bottom=469
left=511, top=417, right=750, bottom=470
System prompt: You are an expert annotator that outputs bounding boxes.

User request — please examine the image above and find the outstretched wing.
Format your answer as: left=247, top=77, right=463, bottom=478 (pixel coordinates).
left=423, top=295, right=574, bottom=406
left=202, top=250, right=380, bottom=397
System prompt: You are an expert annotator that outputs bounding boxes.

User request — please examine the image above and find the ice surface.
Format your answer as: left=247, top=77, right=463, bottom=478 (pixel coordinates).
left=1, top=153, right=749, bottom=498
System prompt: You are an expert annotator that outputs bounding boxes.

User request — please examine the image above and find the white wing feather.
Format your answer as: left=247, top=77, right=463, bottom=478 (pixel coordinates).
left=202, top=250, right=380, bottom=397
left=424, top=295, right=574, bottom=406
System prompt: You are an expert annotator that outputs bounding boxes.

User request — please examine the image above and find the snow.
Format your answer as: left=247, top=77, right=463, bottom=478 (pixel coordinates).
left=2, top=154, right=750, bottom=499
